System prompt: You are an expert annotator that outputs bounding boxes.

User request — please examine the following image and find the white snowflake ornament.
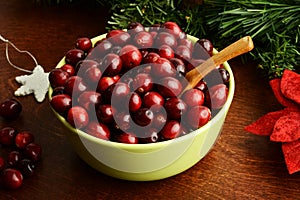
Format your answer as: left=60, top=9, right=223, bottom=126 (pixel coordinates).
left=14, top=65, right=50, bottom=102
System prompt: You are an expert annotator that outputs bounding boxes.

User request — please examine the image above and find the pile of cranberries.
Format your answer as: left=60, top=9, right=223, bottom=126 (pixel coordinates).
left=49, top=21, right=230, bottom=144
left=0, top=99, right=42, bottom=190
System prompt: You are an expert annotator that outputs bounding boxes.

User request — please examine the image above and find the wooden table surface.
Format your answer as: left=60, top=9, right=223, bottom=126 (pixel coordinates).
left=0, top=0, right=299, bottom=199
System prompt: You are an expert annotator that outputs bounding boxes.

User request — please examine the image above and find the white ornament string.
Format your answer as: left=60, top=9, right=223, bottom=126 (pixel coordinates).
left=0, top=35, right=49, bottom=102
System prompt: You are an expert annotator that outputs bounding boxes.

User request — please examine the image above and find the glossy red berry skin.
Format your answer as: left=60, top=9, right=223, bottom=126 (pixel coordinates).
left=182, top=89, right=205, bottom=107
left=76, top=59, right=99, bottom=74
left=185, top=106, right=211, bottom=129
left=64, top=76, right=88, bottom=97
left=155, top=32, right=177, bottom=49
left=24, top=143, right=42, bottom=162
left=143, top=91, right=164, bottom=112
left=207, top=84, right=228, bottom=109
left=114, top=112, right=132, bottom=131
left=107, top=30, right=131, bottom=46
left=139, top=128, right=159, bottom=143
left=128, top=92, right=142, bottom=113
left=0, top=156, right=5, bottom=171
left=0, top=127, right=17, bottom=146
left=132, top=73, right=153, bottom=94
left=50, top=94, right=72, bottom=115
left=151, top=57, right=176, bottom=78
left=175, top=45, right=192, bottom=62
left=67, top=106, right=89, bottom=129
left=96, top=105, right=114, bottom=124
left=164, top=97, right=187, bottom=120
left=157, top=76, right=182, bottom=98
left=133, top=108, right=154, bottom=127
left=169, top=58, right=186, bottom=76
left=178, top=38, right=193, bottom=51
left=75, top=37, right=92, bottom=52
left=143, top=52, right=160, bottom=63
left=49, top=69, right=70, bottom=88
left=85, top=121, right=110, bottom=140
left=133, top=31, right=153, bottom=48
left=60, top=64, right=75, bottom=76
left=163, top=21, right=182, bottom=37
left=197, top=38, right=214, bottom=56
left=17, top=159, right=35, bottom=178
left=158, top=44, right=174, bottom=59
left=160, top=120, right=181, bottom=140
left=84, top=66, right=102, bottom=85
left=1, top=168, right=23, bottom=189
left=116, top=132, right=138, bottom=144
left=78, top=91, right=102, bottom=112
left=65, top=49, right=85, bottom=67
left=119, top=45, right=142, bottom=70
left=0, top=99, right=22, bottom=120
left=97, top=76, right=118, bottom=93
left=127, top=22, right=145, bottom=35
left=15, top=131, right=34, bottom=149
left=8, top=151, right=22, bottom=167
left=101, top=53, right=123, bottom=76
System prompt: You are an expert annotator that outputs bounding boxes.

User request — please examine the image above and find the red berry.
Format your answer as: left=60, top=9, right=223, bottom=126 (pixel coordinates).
left=155, top=32, right=177, bottom=48
left=116, top=132, right=138, bottom=144
left=127, top=22, right=145, bottom=35
left=169, top=58, right=186, bottom=76
left=84, top=66, right=102, bottom=85
left=175, top=45, right=192, bottom=62
left=207, top=84, right=228, bottom=109
left=101, top=53, right=123, bottom=76
left=107, top=30, right=131, bottom=46
left=114, top=112, right=132, bottom=131
left=49, top=68, right=70, bottom=88
left=128, top=92, right=142, bottom=112
left=17, top=159, right=35, bottom=178
left=143, top=52, right=160, bottom=63
left=64, top=76, right=88, bottom=97
left=96, top=104, right=114, bottom=124
left=75, top=37, right=92, bottom=52
left=60, top=64, right=75, bottom=76
left=139, top=128, right=159, bottom=143
left=8, top=151, right=22, bottom=167
left=24, top=143, right=42, bottom=162
left=0, top=127, right=17, bottom=146
left=50, top=94, right=72, bottom=115
left=151, top=57, right=176, bottom=78
left=185, top=106, right=211, bottom=129
left=158, top=44, right=174, bottom=59
left=143, top=91, right=164, bottom=112
left=1, top=168, right=23, bottom=189
left=164, top=97, right=187, bottom=120
left=97, top=76, right=118, bottom=93
left=157, top=76, right=182, bottom=98
left=133, top=108, right=154, bottom=127
left=0, top=99, right=22, bottom=120
left=77, top=91, right=102, bottom=111
left=197, top=38, right=214, bottom=56
left=15, top=131, right=34, bottom=149
left=160, top=120, right=181, bottom=139
left=119, top=45, right=142, bottom=70
left=76, top=59, right=99, bottom=74
left=0, top=156, right=5, bottom=171
left=133, top=31, right=153, bottom=48
left=65, top=49, right=85, bottom=67
left=132, top=73, right=153, bottom=94
left=162, top=21, right=182, bottom=37
left=182, top=89, right=205, bottom=107
left=85, top=121, right=110, bottom=140
left=67, top=106, right=89, bottom=129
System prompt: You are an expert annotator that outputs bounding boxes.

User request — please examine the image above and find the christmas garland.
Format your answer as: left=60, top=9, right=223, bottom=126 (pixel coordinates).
left=38, top=0, right=300, bottom=79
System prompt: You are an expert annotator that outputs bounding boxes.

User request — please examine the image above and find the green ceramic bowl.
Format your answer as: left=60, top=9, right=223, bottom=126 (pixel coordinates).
left=49, top=33, right=235, bottom=181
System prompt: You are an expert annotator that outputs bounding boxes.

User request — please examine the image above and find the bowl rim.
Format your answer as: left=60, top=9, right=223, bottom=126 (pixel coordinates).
left=48, top=33, right=235, bottom=150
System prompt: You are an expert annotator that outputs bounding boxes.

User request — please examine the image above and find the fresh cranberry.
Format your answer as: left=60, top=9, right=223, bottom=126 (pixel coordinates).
left=178, top=38, right=193, bottom=51
left=17, top=159, right=35, bottom=178
left=194, top=80, right=208, bottom=92
left=101, top=53, right=123, bottom=76
left=106, top=29, right=125, bottom=39
left=175, top=45, right=192, bottom=62
left=182, top=89, right=205, bottom=107
left=0, top=99, right=22, bottom=120
left=116, top=132, right=138, bottom=144
left=24, top=143, right=42, bottom=162
left=50, top=94, right=72, bottom=115
left=162, top=22, right=182, bottom=38
left=160, top=120, right=181, bottom=139
left=169, top=57, right=186, bottom=76
left=107, top=82, right=130, bottom=105
left=157, top=76, right=182, bottom=98
left=133, top=108, right=154, bottom=127
left=207, top=84, right=228, bottom=109
left=67, top=106, right=89, bottom=129
left=185, top=106, right=211, bottom=129
left=0, top=127, right=17, bottom=146
left=97, top=76, right=118, bottom=93
left=89, top=39, right=113, bottom=59
left=75, top=59, right=99, bottom=74
left=110, top=46, right=122, bottom=54
left=127, top=22, right=145, bottom=35
left=164, top=97, right=187, bottom=120
left=64, top=76, right=88, bottom=97
left=152, top=111, right=167, bottom=129
left=83, top=66, right=102, bottom=86
left=133, top=31, right=153, bottom=48
left=75, top=37, right=92, bottom=52
left=114, top=112, right=132, bottom=131
left=15, top=131, right=34, bottom=149
left=132, top=73, right=153, bottom=94
left=155, top=32, right=177, bottom=48
left=1, top=168, right=23, bottom=189
left=158, top=44, right=174, bottom=59
left=196, top=38, right=214, bottom=56
left=119, top=45, right=142, bottom=70
left=108, top=30, right=131, bottom=46
left=77, top=91, right=102, bottom=111
left=96, top=104, right=114, bottom=124
left=218, top=68, right=230, bottom=84
left=193, top=40, right=212, bottom=59
left=65, top=49, right=85, bottom=67
left=139, top=128, right=159, bottom=143
left=51, top=86, right=65, bottom=97
left=143, top=91, right=164, bottom=112
left=143, top=52, right=160, bottom=63
left=60, top=64, right=75, bottom=76
left=85, top=121, right=110, bottom=140
left=8, top=151, right=22, bottom=167
left=151, top=57, right=176, bottom=78
left=0, top=156, right=5, bottom=171
left=49, top=68, right=70, bottom=88
left=128, top=92, right=142, bottom=112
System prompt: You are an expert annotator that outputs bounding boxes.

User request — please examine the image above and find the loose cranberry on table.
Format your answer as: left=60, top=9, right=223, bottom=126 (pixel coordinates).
left=0, top=127, right=17, bottom=146
left=1, top=168, right=23, bottom=189
left=0, top=99, right=22, bottom=120
left=15, top=131, right=34, bottom=149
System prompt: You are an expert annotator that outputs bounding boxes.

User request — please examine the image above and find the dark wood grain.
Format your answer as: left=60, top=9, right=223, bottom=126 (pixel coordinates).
left=0, top=1, right=299, bottom=199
